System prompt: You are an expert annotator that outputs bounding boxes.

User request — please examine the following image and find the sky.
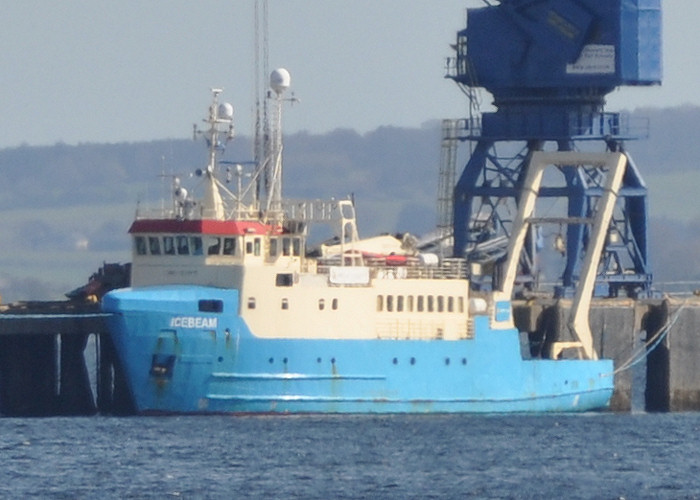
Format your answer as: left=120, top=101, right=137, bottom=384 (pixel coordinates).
left=1, top=0, right=697, bottom=148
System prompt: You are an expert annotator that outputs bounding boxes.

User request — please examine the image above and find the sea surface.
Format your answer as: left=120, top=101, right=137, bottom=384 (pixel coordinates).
left=1, top=413, right=699, bottom=499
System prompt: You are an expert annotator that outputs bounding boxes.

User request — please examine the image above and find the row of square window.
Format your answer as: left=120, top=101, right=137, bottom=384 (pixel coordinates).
left=377, top=295, right=464, bottom=313
left=134, top=235, right=302, bottom=257
left=246, top=295, right=464, bottom=313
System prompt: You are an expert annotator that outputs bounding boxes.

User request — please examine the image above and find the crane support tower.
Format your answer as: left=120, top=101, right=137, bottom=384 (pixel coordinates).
left=447, top=0, right=661, bottom=298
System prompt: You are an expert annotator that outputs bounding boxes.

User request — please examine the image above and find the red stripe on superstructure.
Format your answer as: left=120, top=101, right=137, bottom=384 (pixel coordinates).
left=129, top=219, right=282, bottom=235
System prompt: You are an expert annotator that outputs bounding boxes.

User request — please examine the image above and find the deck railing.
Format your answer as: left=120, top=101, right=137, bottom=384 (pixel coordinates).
left=316, top=257, right=467, bottom=282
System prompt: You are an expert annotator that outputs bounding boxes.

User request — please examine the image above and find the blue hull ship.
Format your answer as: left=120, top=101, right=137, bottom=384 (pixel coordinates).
left=103, top=286, right=612, bottom=414
left=102, top=82, right=618, bottom=414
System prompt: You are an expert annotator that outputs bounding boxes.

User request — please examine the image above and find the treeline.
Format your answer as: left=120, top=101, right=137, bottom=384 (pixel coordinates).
left=1, top=106, right=698, bottom=211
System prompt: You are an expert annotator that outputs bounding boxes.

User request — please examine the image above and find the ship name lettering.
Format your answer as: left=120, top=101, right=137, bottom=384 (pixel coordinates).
left=170, top=316, right=218, bottom=329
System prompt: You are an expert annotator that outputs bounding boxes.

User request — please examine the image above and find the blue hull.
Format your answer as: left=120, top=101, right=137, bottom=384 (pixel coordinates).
left=102, top=286, right=614, bottom=414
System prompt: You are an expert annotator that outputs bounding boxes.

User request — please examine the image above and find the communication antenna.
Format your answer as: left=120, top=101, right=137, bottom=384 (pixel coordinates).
left=253, top=0, right=270, bottom=209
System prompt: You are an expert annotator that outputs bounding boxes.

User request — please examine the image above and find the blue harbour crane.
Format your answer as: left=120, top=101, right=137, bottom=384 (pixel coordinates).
left=447, top=0, right=661, bottom=298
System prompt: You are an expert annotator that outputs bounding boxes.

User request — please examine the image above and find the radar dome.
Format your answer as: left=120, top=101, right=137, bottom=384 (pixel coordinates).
left=270, top=68, right=291, bottom=95
left=218, top=102, right=234, bottom=119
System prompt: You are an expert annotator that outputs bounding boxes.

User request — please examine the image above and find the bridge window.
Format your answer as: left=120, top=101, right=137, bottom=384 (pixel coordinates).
left=254, top=238, right=261, bottom=256
left=448, top=296, right=454, bottom=313
left=332, top=298, right=338, bottom=310
left=458, top=297, right=465, bottom=313
left=397, top=296, right=404, bottom=312
left=163, top=236, right=176, bottom=255
left=376, top=295, right=383, bottom=312
left=207, top=237, right=221, bottom=255
left=223, top=237, right=236, bottom=256
left=318, top=299, right=325, bottom=311
left=149, top=236, right=161, bottom=255
left=407, top=295, right=414, bottom=312
left=417, top=296, right=424, bottom=312
left=269, top=238, right=278, bottom=257
left=282, top=238, right=291, bottom=256
left=437, top=296, right=444, bottom=313
left=386, top=295, right=394, bottom=312
left=135, top=236, right=147, bottom=255
left=427, top=296, right=434, bottom=313
left=177, top=236, right=189, bottom=255
left=293, top=238, right=301, bottom=256
left=190, top=237, right=203, bottom=255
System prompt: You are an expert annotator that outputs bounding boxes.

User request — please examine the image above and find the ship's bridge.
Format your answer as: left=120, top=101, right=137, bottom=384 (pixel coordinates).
left=128, top=218, right=305, bottom=287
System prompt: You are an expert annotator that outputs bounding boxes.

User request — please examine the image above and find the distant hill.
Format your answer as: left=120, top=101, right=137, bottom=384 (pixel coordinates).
left=0, top=106, right=698, bottom=301
left=624, top=105, right=700, bottom=173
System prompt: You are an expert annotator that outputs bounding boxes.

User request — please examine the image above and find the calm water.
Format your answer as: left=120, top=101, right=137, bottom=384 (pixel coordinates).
left=1, top=413, right=699, bottom=499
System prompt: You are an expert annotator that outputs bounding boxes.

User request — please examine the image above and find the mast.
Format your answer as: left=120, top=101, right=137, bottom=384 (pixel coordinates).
left=197, top=88, right=234, bottom=221
left=265, top=68, right=292, bottom=220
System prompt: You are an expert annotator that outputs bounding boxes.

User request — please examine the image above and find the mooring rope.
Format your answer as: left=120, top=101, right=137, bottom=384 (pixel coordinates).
left=607, top=297, right=690, bottom=376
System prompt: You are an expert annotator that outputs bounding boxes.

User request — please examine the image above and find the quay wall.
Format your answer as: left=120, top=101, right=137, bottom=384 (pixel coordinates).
left=0, top=304, right=132, bottom=417
left=645, top=298, right=700, bottom=412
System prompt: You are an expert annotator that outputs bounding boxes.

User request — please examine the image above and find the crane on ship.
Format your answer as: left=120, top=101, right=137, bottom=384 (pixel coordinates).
left=445, top=0, right=662, bottom=299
